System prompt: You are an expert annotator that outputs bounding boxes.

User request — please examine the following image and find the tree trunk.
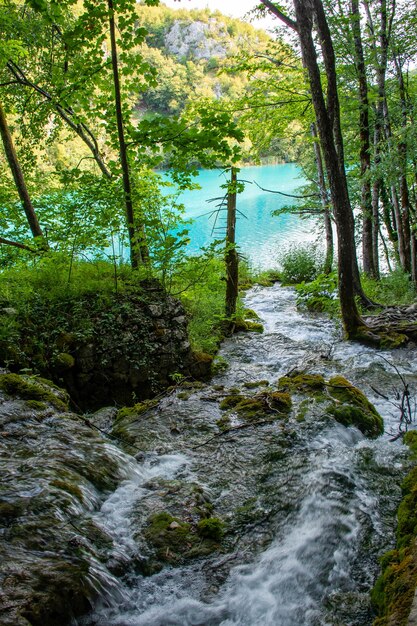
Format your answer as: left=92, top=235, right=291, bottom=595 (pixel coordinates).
left=350, top=0, right=375, bottom=277
left=108, top=0, right=148, bottom=268
left=395, top=57, right=412, bottom=274
left=225, top=168, right=239, bottom=322
left=311, top=122, right=333, bottom=274
left=0, top=102, right=46, bottom=243
left=313, top=0, right=373, bottom=308
left=293, top=0, right=363, bottom=336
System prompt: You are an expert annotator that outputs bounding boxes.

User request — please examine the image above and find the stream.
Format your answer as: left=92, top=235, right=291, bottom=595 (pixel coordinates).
left=78, top=284, right=417, bottom=626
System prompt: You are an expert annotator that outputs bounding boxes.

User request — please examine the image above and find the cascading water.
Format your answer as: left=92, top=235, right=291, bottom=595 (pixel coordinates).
left=79, top=284, right=416, bottom=626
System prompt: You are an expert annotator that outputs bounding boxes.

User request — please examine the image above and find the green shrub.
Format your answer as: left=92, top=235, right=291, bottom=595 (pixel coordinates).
left=361, top=269, right=416, bottom=307
left=278, top=244, right=324, bottom=284
left=296, top=272, right=339, bottom=313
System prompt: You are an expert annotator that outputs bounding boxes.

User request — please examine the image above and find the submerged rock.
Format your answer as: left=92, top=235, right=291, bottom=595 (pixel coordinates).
left=327, top=375, right=384, bottom=438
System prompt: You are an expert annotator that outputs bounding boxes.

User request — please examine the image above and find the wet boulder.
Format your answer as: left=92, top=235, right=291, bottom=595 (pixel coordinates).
left=0, top=374, right=125, bottom=626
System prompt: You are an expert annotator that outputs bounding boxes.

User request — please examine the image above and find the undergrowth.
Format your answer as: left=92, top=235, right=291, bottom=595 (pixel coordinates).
left=278, top=244, right=324, bottom=285
left=361, top=270, right=416, bottom=307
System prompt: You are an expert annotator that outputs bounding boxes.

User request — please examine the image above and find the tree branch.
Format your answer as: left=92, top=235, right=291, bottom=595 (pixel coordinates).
left=0, top=237, right=37, bottom=252
left=260, top=0, right=298, bottom=31
left=254, top=180, right=319, bottom=198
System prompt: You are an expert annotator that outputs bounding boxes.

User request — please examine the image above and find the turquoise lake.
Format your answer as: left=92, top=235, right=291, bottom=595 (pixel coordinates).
left=172, top=163, right=316, bottom=269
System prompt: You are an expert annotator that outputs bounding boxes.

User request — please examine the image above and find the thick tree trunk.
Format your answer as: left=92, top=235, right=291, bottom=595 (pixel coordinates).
left=225, top=168, right=239, bottom=322
left=313, top=0, right=373, bottom=309
left=0, top=102, right=46, bottom=243
left=293, top=0, right=363, bottom=336
left=311, top=123, right=333, bottom=274
left=108, top=0, right=148, bottom=268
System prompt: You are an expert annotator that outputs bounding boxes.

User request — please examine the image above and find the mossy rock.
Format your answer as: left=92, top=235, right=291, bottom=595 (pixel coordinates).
left=143, top=511, right=222, bottom=565
left=328, top=404, right=382, bottom=438
left=243, top=380, right=269, bottom=389
left=219, top=394, right=245, bottom=411
left=264, top=391, right=292, bottom=412
left=115, top=398, right=158, bottom=421
left=219, top=391, right=291, bottom=421
left=216, top=414, right=231, bottom=431
left=196, top=517, right=224, bottom=541
left=327, top=375, right=383, bottom=437
left=0, top=373, right=68, bottom=411
left=25, top=400, right=47, bottom=411
left=243, top=308, right=261, bottom=321
left=54, top=352, right=75, bottom=371
left=371, top=432, right=417, bottom=625
left=278, top=372, right=325, bottom=393
left=234, top=319, right=264, bottom=333
left=50, top=479, right=83, bottom=502
left=371, top=547, right=417, bottom=626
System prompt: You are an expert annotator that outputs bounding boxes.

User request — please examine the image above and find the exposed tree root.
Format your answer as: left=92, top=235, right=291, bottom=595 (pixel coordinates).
left=349, top=308, right=417, bottom=347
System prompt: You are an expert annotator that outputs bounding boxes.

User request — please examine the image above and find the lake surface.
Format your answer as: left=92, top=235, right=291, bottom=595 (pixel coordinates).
left=171, top=163, right=315, bottom=270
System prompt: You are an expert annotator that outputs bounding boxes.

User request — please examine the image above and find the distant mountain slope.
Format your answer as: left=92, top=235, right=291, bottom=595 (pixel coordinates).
left=135, top=3, right=271, bottom=116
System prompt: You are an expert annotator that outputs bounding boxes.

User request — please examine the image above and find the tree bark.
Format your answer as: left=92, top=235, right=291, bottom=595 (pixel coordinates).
left=0, top=101, right=46, bottom=243
left=313, top=0, right=373, bottom=308
left=311, top=122, right=333, bottom=274
left=395, top=56, right=412, bottom=273
left=108, top=0, right=148, bottom=268
left=292, top=0, right=363, bottom=336
left=350, top=0, right=376, bottom=277
left=225, top=168, right=239, bottom=322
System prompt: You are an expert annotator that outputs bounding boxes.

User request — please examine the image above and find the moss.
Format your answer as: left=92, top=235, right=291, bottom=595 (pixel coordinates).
left=54, top=352, right=75, bottom=370
left=351, top=326, right=408, bottom=349
left=232, top=398, right=266, bottom=420
left=219, top=394, right=244, bottom=410
left=327, top=375, right=383, bottom=437
left=234, top=319, right=264, bottom=333
left=243, top=380, right=269, bottom=389
left=243, top=308, right=261, bottom=320
left=180, top=381, right=204, bottom=389
left=25, top=399, right=47, bottom=411
left=196, top=517, right=224, bottom=541
left=144, top=510, right=221, bottom=564
left=266, top=391, right=292, bottom=412
left=193, top=351, right=214, bottom=363
left=0, top=373, right=68, bottom=411
left=216, top=414, right=231, bottom=431
left=296, top=399, right=309, bottom=422
left=278, top=372, right=325, bottom=392
left=404, top=430, right=417, bottom=455
left=371, top=548, right=417, bottom=626
left=328, top=404, right=383, bottom=438
left=115, top=398, right=158, bottom=421
left=177, top=391, right=191, bottom=400
left=371, top=435, right=417, bottom=625
left=50, top=479, right=83, bottom=501
left=219, top=391, right=291, bottom=421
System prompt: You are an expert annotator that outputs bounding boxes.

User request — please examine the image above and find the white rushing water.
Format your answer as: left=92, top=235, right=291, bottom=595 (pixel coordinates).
left=82, top=284, right=416, bottom=626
